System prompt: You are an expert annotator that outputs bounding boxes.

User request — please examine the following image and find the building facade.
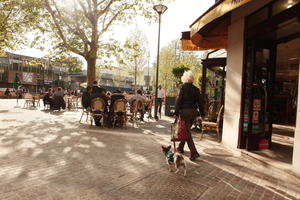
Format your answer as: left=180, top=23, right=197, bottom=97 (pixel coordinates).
left=182, top=0, right=300, bottom=174
left=0, top=52, right=70, bottom=92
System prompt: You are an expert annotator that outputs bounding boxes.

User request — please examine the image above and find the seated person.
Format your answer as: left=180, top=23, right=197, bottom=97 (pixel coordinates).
left=128, top=89, right=147, bottom=121
left=106, top=92, right=111, bottom=101
left=90, top=83, right=108, bottom=126
left=52, top=87, right=66, bottom=110
left=108, top=90, right=126, bottom=127
left=81, top=86, right=92, bottom=110
left=4, top=88, right=10, bottom=97
left=43, top=88, right=54, bottom=108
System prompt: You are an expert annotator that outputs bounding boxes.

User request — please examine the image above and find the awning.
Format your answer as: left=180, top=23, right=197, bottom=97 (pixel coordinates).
left=182, top=0, right=253, bottom=51
left=182, top=12, right=230, bottom=50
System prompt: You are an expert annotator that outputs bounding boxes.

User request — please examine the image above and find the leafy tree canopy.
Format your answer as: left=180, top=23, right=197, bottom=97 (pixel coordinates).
left=46, top=53, right=83, bottom=72
left=172, top=64, right=190, bottom=85
left=0, top=0, right=44, bottom=55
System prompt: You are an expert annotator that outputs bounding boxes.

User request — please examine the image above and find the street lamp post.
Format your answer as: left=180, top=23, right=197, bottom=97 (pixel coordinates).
left=153, top=4, right=167, bottom=120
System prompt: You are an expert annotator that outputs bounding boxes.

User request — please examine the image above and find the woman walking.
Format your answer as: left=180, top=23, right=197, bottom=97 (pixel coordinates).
left=174, top=70, right=205, bottom=161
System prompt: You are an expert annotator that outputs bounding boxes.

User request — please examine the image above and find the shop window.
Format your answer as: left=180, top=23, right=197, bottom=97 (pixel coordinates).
left=13, top=63, right=19, bottom=71
left=272, top=0, right=300, bottom=16
left=247, top=7, right=269, bottom=29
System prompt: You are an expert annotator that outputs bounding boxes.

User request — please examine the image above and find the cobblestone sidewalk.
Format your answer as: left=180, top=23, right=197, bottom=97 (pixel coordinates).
left=0, top=99, right=300, bottom=200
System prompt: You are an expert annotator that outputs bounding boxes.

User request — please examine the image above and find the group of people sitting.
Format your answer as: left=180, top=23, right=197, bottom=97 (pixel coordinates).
left=81, top=81, right=152, bottom=128
left=42, top=87, right=66, bottom=110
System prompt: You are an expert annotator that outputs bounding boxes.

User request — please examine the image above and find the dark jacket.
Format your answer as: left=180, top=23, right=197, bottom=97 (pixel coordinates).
left=82, top=91, right=91, bottom=108
left=110, top=93, right=125, bottom=110
left=174, top=83, right=205, bottom=117
left=43, top=93, right=52, bottom=103
left=92, top=86, right=106, bottom=95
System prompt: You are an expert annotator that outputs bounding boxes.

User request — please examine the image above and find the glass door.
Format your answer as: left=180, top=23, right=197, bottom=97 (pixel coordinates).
left=242, top=40, right=276, bottom=150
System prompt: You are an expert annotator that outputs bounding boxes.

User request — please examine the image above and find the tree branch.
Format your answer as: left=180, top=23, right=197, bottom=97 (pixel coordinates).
left=97, top=0, right=115, bottom=18
left=100, top=4, right=134, bottom=36
left=76, top=0, right=93, bottom=23
left=44, top=0, right=85, bottom=57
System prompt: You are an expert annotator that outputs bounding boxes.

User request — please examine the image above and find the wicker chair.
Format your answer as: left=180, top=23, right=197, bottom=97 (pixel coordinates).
left=90, top=98, right=106, bottom=127
left=79, top=107, right=90, bottom=123
left=71, top=96, right=79, bottom=109
left=129, top=99, right=144, bottom=127
left=145, top=99, right=153, bottom=120
left=32, top=94, right=41, bottom=107
left=23, top=93, right=33, bottom=108
left=113, top=99, right=127, bottom=128
left=201, top=105, right=224, bottom=142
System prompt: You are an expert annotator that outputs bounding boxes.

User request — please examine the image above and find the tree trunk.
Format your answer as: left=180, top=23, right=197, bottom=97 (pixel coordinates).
left=134, top=58, right=137, bottom=92
left=86, top=57, right=96, bottom=86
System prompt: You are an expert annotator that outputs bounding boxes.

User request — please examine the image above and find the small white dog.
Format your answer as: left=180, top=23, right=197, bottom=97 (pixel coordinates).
left=161, top=145, right=187, bottom=176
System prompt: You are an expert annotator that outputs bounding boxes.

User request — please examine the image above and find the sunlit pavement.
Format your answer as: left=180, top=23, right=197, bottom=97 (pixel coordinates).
left=1, top=99, right=300, bottom=200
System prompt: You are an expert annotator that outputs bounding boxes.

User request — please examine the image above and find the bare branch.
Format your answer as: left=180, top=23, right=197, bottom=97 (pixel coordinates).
left=44, top=0, right=85, bottom=57
left=97, top=0, right=115, bottom=18
left=100, top=4, right=134, bottom=36
left=76, top=0, right=93, bottom=23
left=97, top=0, right=106, bottom=6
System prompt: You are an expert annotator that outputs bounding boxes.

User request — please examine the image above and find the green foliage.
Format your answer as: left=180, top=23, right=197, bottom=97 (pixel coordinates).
left=119, top=28, right=150, bottom=89
left=0, top=0, right=44, bottom=54
left=37, top=0, right=171, bottom=84
left=46, top=53, right=83, bottom=72
left=13, top=73, right=21, bottom=89
left=158, top=39, right=204, bottom=96
left=172, top=64, right=190, bottom=85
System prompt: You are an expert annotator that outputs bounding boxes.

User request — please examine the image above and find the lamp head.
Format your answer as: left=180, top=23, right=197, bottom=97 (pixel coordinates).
left=153, top=4, right=168, bottom=15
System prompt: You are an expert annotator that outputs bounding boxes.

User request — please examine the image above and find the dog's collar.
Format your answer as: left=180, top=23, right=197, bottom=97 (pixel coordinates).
left=166, top=150, right=174, bottom=162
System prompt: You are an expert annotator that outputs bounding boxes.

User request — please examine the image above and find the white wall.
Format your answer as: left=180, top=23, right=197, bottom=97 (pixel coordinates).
left=222, top=0, right=272, bottom=148
left=222, top=17, right=244, bottom=148
left=293, top=60, right=300, bottom=175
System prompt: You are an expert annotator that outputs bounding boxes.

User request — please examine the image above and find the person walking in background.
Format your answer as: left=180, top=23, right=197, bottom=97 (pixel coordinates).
left=174, top=70, right=205, bottom=161
left=157, top=85, right=165, bottom=118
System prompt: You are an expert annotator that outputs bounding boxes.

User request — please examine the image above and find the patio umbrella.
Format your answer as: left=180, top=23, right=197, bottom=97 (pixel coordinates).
left=80, top=82, right=87, bottom=88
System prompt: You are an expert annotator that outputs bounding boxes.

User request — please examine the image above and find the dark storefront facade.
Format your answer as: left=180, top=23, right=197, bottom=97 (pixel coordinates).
left=182, top=0, right=300, bottom=174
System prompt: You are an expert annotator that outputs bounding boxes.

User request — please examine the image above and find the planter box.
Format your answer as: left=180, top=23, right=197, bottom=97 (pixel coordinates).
left=165, top=96, right=176, bottom=116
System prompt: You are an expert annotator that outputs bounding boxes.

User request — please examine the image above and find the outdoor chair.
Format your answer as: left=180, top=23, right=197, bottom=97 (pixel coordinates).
left=201, top=105, right=224, bottom=142
left=64, top=95, right=73, bottom=110
left=71, top=95, right=79, bottom=109
left=32, top=94, right=41, bottom=107
left=79, top=107, right=90, bottom=124
left=132, top=100, right=144, bottom=126
left=90, top=98, right=106, bottom=127
left=113, top=99, right=127, bottom=128
left=145, top=98, right=153, bottom=121
left=129, top=99, right=144, bottom=127
left=207, top=101, right=219, bottom=122
left=23, top=93, right=33, bottom=108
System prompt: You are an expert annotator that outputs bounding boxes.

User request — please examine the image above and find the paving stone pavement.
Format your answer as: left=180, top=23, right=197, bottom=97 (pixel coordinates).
left=1, top=99, right=300, bottom=200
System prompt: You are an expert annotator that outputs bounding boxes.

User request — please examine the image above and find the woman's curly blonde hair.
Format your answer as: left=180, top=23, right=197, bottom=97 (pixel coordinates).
left=181, top=70, right=194, bottom=83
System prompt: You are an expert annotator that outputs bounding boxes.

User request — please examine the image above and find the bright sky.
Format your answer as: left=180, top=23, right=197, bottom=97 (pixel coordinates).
left=16, top=0, right=215, bottom=69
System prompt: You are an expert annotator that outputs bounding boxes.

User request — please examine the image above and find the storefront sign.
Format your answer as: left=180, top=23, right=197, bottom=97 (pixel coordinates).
left=8, top=71, right=37, bottom=85
left=22, top=72, right=33, bottom=83
left=253, top=99, right=261, bottom=111
left=252, top=111, right=259, bottom=123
